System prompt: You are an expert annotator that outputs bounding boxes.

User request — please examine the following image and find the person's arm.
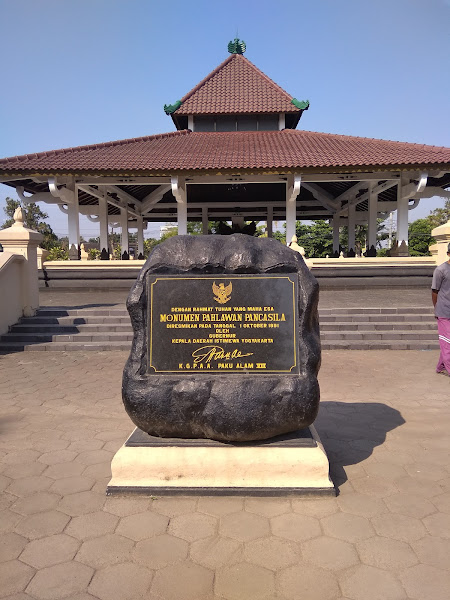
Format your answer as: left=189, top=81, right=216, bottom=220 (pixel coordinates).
left=432, top=289, right=439, bottom=307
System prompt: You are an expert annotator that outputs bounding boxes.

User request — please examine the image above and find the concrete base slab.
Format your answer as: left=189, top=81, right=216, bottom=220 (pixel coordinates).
left=107, top=425, right=335, bottom=496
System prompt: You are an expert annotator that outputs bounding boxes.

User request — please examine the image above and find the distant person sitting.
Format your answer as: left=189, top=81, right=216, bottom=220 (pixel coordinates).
left=431, top=243, right=450, bottom=377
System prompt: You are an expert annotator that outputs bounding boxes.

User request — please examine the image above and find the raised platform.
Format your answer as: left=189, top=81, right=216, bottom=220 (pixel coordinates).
left=106, top=426, right=335, bottom=496
left=39, top=257, right=436, bottom=289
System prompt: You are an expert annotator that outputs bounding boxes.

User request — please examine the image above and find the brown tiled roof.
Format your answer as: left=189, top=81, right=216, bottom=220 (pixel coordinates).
left=176, top=54, right=299, bottom=115
left=1, top=129, right=449, bottom=175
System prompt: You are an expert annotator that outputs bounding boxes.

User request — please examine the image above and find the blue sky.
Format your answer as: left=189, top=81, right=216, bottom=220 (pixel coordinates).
left=1, top=0, right=449, bottom=238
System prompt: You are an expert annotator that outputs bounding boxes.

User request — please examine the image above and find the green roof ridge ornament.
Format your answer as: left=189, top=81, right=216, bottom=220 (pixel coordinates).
left=164, top=100, right=182, bottom=115
left=291, top=98, right=310, bottom=110
left=228, top=38, right=246, bottom=54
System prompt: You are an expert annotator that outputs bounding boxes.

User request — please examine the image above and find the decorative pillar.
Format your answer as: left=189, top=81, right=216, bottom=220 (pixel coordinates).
left=202, top=206, right=208, bottom=235
left=120, top=207, right=129, bottom=257
left=395, top=179, right=409, bottom=256
left=348, top=203, right=356, bottom=254
left=367, top=182, right=377, bottom=256
left=267, top=206, right=273, bottom=238
left=172, top=176, right=187, bottom=235
left=286, top=175, right=301, bottom=245
left=99, top=197, right=109, bottom=257
left=67, top=183, right=80, bottom=260
left=332, top=214, right=340, bottom=255
left=177, top=202, right=187, bottom=235
left=136, top=216, right=144, bottom=257
left=0, top=207, right=43, bottom=317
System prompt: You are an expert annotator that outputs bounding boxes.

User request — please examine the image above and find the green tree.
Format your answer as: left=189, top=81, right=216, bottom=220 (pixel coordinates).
left=426, top=199, right=450, bottom=229
left=408, top=219, right=434, bottom=256
left=1, top=197, right=58, bottom=250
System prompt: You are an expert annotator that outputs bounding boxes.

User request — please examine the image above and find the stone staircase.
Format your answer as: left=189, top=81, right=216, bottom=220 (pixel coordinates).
left=0, top=306, right=439, bottom=352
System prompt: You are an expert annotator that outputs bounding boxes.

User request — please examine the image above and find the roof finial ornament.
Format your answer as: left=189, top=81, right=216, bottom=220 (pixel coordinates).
left=228, top=38, right=246, bottom=55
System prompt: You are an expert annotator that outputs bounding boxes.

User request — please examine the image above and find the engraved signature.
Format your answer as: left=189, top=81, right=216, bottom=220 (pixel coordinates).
left=191, top=345, right=253, bottom=366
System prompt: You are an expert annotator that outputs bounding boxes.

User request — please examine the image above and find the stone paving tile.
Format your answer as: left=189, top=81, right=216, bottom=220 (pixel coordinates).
left=26, top=561, right=94, bottom=599
left=1, top=348, right=450, bottom=600
left=0, top=532, right=28, bottom=562
left=57, top=490, right=105, bottom=517
left=197, top=496, right=244, bottom=516
left=215, top=562, right=274, bottom=600
left=220, top=511, right=270, bottom=542
left=339, top=564, right=406, bottom=600
left=277, top=564, right=340, bottom=600
left=190, top=536, right=242, bottom=570
left=302, top=536, right=359, bottom=570
left=76, top=533, right=134, bottom=569
left=400, top=564, right=450, bottom=600
left=0, top=560, right=35, bottom=598
left=116, top=511, right=169, bottom=541
left=133, top=533, right=188, bottom=569
left=14, top=510, right=70, bottom=540
left=169, top=512, right=217, bottom=542
left=356, top=536, right=418, bottom=570
left=19, top=533, right=80, bottom=569
left=65, top=510, right=118, bottom=540
left=151, top=561, right=213, bottom=600
left=244, top=536, right=300, bottom=571
left=271, top=512, right=320, bottom=542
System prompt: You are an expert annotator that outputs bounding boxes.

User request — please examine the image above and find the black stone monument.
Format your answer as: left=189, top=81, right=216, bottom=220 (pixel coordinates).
left=122, top=234, right=321, bottom=442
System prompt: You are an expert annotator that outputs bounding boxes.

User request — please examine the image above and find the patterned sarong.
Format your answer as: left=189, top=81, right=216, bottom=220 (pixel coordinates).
left=436, top=318, right=450, bottom=374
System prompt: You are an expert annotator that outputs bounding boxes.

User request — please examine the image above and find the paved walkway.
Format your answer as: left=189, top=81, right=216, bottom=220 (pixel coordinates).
left=0, top=347, right=449, bottom=600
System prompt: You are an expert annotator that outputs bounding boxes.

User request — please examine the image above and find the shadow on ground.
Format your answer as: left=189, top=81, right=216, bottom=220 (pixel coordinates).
left=316, top=401, right=405, bottom=492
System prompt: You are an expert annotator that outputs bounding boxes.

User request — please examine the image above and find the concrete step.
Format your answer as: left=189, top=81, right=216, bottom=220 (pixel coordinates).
left=0, top=341, right=132, bottom=353
left=318, top=306, right=434, bottom=315
left=321, top=331, right=437, bottom=341
left=23, top=316, right=132, bottom=325
left=11, top=323, right=132, bottom=333
left=0, top=304, right=438, bottom=352
left=35, top=308, right=129, bottom=318
left=321, top=341, right=440, bottom=350
left=320, top=321, right=437, bottom=331
left=1, top=333, right=133, bottom=343
left=319, top=314, right=434, bottom=323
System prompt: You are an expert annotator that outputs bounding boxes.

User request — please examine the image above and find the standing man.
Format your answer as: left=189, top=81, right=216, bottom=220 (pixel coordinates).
left=432, top=243, right=450, bottom=376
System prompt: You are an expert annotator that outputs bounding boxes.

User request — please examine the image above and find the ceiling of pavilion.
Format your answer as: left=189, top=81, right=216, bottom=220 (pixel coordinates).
left=4, top=173, right=450, bottom=222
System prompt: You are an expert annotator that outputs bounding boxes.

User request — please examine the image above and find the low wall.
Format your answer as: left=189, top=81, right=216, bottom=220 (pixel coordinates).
left=0, top=253, right=24, bottom=335
left=39, top=256, right=436, bottom=290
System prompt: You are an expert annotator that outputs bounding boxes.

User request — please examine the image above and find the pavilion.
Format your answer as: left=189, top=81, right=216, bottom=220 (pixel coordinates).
left=1, top=39, right=449, bottom=259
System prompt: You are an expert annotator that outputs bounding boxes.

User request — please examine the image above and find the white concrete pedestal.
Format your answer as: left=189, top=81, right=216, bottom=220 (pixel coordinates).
left=107, top=425, right=335, bottom=496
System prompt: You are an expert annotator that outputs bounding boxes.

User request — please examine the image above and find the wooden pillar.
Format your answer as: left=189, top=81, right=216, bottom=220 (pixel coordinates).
left=99, top=197, right=109, bottom=255
left=367, top=182, right=377, bottom=253
left=202, top=206, right=208, bottom=235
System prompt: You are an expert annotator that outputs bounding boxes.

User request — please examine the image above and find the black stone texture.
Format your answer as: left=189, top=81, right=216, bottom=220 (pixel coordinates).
left=122, top=234, right=321, bottom=442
